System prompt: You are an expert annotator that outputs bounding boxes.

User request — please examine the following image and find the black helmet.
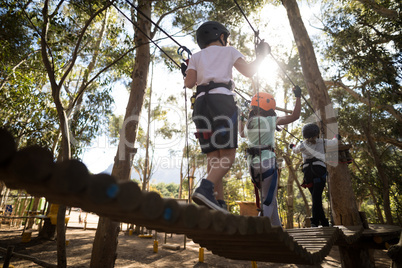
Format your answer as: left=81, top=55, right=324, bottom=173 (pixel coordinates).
left=302, top=123, right=320, bottom=139
left=196, top=21, right=230, bottom=49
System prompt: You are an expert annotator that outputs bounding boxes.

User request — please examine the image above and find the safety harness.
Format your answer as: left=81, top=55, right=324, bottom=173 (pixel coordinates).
left=250, top=162, right=278, bottom=208
left=193, top=80, right=234, bottom=140
left=247, top=145, right=278, bottom=208
left=246, top=145, right=274, bottom=157
left=301, top=157, right=327, bottom=188
left=196, top=80, right=233, bottom=96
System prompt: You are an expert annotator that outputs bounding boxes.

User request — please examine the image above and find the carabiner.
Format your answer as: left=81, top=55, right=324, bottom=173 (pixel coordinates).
left=177, top=46, right=192, bottom=61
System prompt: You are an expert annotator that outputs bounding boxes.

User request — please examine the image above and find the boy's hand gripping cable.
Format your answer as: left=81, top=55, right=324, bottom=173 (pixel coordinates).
left=178, top=46, right=192, bottom=77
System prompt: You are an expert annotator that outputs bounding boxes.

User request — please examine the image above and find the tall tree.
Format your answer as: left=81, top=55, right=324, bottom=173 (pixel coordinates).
left=320, top=0, right=401, bottom=225
left=91, top=1, right=268, bottom=266
left=281, top=0, right=371, bottom=266
left=1, top=0, right=132, bottom=266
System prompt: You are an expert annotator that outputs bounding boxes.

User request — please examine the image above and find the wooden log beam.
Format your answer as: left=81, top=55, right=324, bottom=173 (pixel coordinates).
left=0, top=246, right=57, bottom=268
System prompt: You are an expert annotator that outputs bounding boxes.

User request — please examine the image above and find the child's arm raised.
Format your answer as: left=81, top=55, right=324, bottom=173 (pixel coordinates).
left=234, top=41, right=270, bottom=78
left=277, top=86, right=302, bottom=125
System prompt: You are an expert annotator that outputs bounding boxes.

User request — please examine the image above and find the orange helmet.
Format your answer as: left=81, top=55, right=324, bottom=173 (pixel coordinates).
left=251, top=92, right=276, bottom=111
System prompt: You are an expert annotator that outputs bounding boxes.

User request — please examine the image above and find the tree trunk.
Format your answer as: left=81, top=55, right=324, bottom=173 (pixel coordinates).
left=362, top=125, right=393, bottom=224
left=281, top=0, right=368, bottom=266
left=284, top=156, right=295, bottom=229
left=368, top=185, right=385, bottom=224
left=142, top=63, right=153, bottom=192
left=90, top=2, right=151, bottom=267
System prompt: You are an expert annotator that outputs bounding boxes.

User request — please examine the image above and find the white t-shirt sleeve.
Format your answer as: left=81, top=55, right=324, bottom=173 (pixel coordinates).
left=187, top=46, right=244, bottom=85
left=326, top=138, right=339, bottom=148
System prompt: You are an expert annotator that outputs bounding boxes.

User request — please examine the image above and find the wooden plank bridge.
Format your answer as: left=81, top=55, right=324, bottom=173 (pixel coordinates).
left=0, top=129, right=400, bottom=265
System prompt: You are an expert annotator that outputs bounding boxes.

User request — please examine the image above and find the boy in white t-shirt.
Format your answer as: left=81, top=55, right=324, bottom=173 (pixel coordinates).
left=184, top=21, right=269, bottom=213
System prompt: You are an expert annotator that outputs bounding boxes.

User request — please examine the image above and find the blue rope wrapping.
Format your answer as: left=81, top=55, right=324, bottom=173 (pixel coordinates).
left=261, top=168, right=278, bottom=206
left=251, top=167, right=278, bottom=207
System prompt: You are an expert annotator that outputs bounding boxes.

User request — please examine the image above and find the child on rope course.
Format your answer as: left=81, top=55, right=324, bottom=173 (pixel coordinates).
left=239, top=88, right=301, bottom=226
left=183, top=21, right=270, bottom=213
left=290, top=123, right=340, bottom=227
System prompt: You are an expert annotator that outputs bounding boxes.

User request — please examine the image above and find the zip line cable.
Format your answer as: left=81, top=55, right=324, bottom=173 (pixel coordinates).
left=125, top=0, right=182, bottom=48
left=233, top=0, right=261, bottom=41
left=183, top=84, right=192, bottom=201
left=112, top=3, right=181, bottom=69
left=277, top=126, right=302, bottom=142
left=233, top=0, right=338, bottom=226
left=113, top=1, right=195, bottom=200
left=119, top=0, right=258, bottom=106
left=232, top=0, right=338, bottom=138
left=124, top=0, right=193, bottom=59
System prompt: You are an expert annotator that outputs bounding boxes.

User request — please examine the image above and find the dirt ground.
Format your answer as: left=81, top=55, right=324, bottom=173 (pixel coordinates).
left=0, top=225, right=393, bottom=268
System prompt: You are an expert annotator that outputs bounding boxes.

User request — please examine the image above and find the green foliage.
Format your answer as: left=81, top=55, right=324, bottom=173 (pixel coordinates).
left=150, top=182, right=179, bottom=198
left=0, top=1, right=133, bottom=159
left=320, top=1, right=401, bottom=224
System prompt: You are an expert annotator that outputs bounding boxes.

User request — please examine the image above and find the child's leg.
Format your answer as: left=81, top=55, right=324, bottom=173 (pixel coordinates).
left=192, top=148, right=234, bottom=213
left=309, top=181, right=326, bottom=226
left=262, top=198, right=281, bottom=227
left=206, top=148, right=236, bottom=200
left=258, top=160, right=281, bottom=227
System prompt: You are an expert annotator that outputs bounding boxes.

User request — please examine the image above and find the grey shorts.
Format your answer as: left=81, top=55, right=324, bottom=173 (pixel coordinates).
left=192, top=94, right=238, bottom=154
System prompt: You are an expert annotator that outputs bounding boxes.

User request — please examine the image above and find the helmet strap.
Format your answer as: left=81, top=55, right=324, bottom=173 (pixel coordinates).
left=218, top=34, right=228, bottom=47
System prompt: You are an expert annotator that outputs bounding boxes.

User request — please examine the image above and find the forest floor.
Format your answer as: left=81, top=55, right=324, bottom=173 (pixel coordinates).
left=0, top=212, right=393, bottom=268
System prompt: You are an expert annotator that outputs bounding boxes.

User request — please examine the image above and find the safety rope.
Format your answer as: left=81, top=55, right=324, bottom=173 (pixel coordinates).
left=112, top=2, right=194, bottom=200
left=233, top=0, right=339, bottom=222
left=232, top=0, right=338, bottom=140
left=112, top=3, right=181, bottom=69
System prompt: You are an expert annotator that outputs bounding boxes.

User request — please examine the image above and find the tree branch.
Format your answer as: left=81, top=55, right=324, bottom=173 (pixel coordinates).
left=325, top=80, right=402, bottom=123
left=346, top=133, right=402, bottom=149
left=41, top=0, right=59, bottom=96
left=50, top=0, right=65, bottom=19
left=0, top=49, right=40, bottom=91
left=70, top=45, right=138, bottom=110
left=59, top=2, right=112, bottom=86
left=151, top=0, right=205, bottom=38
left=356, top=0, right=399, bottom=19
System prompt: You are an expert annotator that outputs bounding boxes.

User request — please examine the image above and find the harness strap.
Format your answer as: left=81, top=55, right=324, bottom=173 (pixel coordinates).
left=262, top=168, right=278, bottom=206
left=251, top=167, right=278, bottom=207
left=301, top=157, right=327, bottom=188
left=302, top=157, right=324, bottom=167
left=194, top=131, right=212, bottom=140
left=196, top=81, right=232, bottom=96
left=246, top=145, right=275, bottom=158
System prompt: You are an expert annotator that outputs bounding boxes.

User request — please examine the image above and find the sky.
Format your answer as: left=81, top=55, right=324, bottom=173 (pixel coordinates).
left=82, top=1, right=322, bottom=184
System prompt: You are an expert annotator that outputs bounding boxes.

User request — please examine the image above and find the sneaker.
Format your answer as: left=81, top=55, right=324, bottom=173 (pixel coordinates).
left=192, top=179, right=229, bottom=214
left=321, top=218, right=330, bottom=227
left=217, top=200, right=227, bottom=211
left=310, top=218, right=319, bottom=228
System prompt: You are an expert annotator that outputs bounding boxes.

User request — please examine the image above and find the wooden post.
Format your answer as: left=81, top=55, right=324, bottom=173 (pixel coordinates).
left=387, top=232, right=402, bottom=268
left=188, top=176, right=194, bottom=201
left=3, top=245, right=14, bottom=268
left=198, top=247, right=204, bottom=263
